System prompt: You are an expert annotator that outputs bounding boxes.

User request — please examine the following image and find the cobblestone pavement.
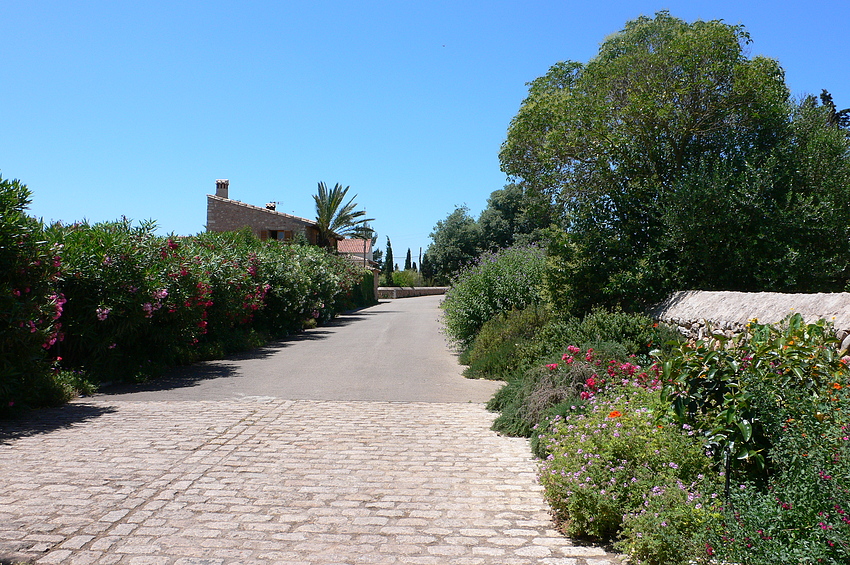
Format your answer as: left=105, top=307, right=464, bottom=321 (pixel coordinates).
left=1, top=398, right=624, bottom=565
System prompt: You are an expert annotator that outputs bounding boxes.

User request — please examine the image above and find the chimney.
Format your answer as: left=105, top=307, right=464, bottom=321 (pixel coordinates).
left=215, top=179, right=229, bottom=199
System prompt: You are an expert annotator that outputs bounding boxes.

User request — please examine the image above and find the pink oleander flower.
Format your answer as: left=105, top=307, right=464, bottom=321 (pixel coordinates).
left=546, top=363, right=559, bottom=371
left=96, top=307, right=111, bottom=321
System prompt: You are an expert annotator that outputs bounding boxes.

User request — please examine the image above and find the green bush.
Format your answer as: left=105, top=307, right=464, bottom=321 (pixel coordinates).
left=461, top=305, right=551, bottom=380
left=519, top=308, right=680, bottom=367
left=391, top=269, right=419, bottom=287
left=441, top=245, right=546, bottom=347
left=0, top=176, right=69, bottom=415
left=538, top=383, right=717, bottom=555
left=481, top=310, right=681, bottom=437
left=657, top=314, right=850, bottom=564
left=492, top=345, right=658, bottom=439
left=45, top=222, right=363, bottom=383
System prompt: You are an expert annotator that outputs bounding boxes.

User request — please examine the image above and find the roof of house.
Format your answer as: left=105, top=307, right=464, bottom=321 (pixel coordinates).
left=337, top=238, right=373, bottom=254
left=207, top=194, right=318, bottom=225
left=206, top=194, right=342, bottom=240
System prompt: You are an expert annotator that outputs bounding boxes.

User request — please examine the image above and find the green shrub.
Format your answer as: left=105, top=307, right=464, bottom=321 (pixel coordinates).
left=461, top=305, right=551, bottom=380
left=658, top=313, right=850, bottom=564
left=391, top=269, right=419, bottom=287
left=519, top=308, right=680, bottom=366
left=538, top=383, right=716, bottom=550
left=44, top=221, right=362, bottom=384
left=0, top=176, right=68, bottom=414
left=492, top=345, right=656, bottom=438
left=441, top=245, right=546, bottom=347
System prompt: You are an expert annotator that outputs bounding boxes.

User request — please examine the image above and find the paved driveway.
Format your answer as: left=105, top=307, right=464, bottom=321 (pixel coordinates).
left=1, top=296, right=622, bottom=565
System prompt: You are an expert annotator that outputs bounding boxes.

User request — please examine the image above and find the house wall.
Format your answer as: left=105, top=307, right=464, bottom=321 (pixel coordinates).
left=206, top=195, right=316, bottom=242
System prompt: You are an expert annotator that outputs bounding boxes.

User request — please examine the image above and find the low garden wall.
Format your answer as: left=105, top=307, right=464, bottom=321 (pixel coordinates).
left=650, top=290, right=850, bottom=350
left=377, top=287, right=449, bottom=299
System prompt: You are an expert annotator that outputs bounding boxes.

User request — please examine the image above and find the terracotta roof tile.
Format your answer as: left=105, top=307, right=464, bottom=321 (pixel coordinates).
left=337, top=238, right=372, bottom=254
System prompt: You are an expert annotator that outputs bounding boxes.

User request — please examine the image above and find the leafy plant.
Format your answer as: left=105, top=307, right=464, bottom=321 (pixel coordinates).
left=313, top=182, right=373, bottom=249
left=658, top=313, right=850, bottom=482
left=461, top=304, right=551, bottom=380
left=492, top=345, right=658, bottom=439
left=538, top=382, right=715, bottom=544
left=441, top=244, right=545, bottom=347
left=0, top=176, right=66, bottom=414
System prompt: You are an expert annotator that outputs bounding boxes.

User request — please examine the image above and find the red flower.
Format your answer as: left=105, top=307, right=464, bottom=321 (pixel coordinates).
left=546, top=363, right=558, bottom=371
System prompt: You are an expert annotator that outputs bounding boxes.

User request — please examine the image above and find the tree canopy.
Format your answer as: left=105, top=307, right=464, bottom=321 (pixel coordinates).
left=500, top=11, right=850, bottom=314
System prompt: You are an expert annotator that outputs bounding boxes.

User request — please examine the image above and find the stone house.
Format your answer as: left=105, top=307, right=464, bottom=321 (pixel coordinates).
left=206, top=179, right=340, bottom=246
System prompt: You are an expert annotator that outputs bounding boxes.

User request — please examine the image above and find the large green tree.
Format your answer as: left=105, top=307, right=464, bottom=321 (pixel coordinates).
left=425, top=206, right=482, bottom=284
left=500, top=11, right=850, bottom=314
left=313, top=182, right=374, bottom=249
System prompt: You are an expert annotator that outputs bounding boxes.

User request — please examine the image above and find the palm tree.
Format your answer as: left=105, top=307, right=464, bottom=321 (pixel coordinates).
left=313, top=182, right=374, bottom=249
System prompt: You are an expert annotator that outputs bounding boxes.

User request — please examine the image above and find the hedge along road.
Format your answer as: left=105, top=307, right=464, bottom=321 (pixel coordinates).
left=0, top=295, right=624, bottom=564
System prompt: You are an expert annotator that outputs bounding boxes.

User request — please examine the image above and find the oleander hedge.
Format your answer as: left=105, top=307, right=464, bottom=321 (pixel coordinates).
left=1, top=176, right=368, bottom=416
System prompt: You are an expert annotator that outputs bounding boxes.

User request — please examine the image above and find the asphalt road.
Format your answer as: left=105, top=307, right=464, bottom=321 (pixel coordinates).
left=98, top=295, right=504, bottom=403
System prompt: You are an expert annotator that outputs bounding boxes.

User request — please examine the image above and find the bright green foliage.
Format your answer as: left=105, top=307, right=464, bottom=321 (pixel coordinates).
left=391, top=269, right=418, bottom=287
left=313, top=182, right=373, bottom=249
left=0, top=176, right=69, bottom=414
left=461, top=305, right=551, bottom=381
left=658, top=314, right=850, bottom=563
left=469, top=307, right=679, bottom=386
left=425, top=206, right=482, bottom=285
left=440, top=245, right=545, bottom=347
left=538, top=383, right=716, bottom=546
left=659, top=314, right=849, bottom=476
left=502, top=11, right=850, bottom=315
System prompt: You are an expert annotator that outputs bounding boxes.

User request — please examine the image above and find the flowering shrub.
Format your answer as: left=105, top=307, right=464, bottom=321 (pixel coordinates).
left=43, top=222, right=362, bottom=382
left=1, top=177, right=68, bottom=413
left=441, top=245, right=545, bottom=346
left=657, top=314, right=850, bottom=564
left=538, top=382, right=715, bottom=548
left=491, top=345, right=659, bottom=440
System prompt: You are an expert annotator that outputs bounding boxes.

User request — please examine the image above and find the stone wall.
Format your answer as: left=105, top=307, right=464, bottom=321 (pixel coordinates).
left=377, top=287, right=449, bottom=299
left=650, top=290, right=850, bottom=351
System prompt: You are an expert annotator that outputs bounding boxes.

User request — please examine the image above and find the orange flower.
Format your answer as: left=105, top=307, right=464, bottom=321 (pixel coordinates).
left=833, top=383, right=842, bottom=390
left=609, top=411, right=623, bottom=418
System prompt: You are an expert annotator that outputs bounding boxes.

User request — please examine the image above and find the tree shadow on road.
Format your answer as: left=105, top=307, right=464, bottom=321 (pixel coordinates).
left=0, top=402, right=117, bottom=445
left=95, top=307, right=396, bottom=397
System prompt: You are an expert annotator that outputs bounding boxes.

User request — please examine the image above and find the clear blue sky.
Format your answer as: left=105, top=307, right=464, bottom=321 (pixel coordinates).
left=2, top=1, right=848, bottom=261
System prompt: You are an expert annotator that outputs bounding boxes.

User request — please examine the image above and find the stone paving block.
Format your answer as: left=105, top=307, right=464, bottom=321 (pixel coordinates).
left=0, top=399, right=625, bottom=564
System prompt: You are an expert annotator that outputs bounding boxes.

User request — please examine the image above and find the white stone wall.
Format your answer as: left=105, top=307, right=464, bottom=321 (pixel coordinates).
left=650, top=291, right=850, bottom=351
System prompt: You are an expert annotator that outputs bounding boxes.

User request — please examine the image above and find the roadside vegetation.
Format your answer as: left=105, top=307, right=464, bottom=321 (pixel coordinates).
left=1, top=176, right=374, bottom=417
left=437, top=11, right=850, bottom=565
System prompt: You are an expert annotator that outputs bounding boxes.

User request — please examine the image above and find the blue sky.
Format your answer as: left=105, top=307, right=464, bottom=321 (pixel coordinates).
left=2, top=1, right=848, bottom=261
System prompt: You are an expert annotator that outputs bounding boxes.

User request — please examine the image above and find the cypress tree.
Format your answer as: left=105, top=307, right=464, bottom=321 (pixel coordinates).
left=383, top=237, right=394, bottom=282
left=404, top=248, right=412, bottom=271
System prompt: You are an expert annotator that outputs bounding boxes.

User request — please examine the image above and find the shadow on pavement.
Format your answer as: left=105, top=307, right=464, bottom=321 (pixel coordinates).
left=0, top=403, right=118, bottom=445
left=96, top=306, right=393, bottom=397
